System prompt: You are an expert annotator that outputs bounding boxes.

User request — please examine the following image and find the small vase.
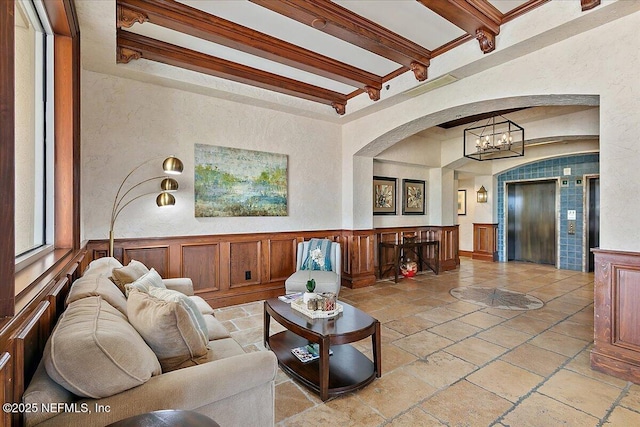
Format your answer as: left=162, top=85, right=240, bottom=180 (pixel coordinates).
left=303, top=292, right=317, bottom=304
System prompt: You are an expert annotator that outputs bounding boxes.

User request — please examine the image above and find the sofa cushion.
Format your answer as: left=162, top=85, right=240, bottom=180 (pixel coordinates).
left=127, top=289, right=209, bottom=373
left=125, top=267, right=166, bottom=296
left=82, top=257, right=123, bottom=278
left=66, top=274, right=128, bottom=316
left=204, top=314, right=231, bottom=340
left=22, top=361, right=75, bottom=426
left=111, top=259, right=149, bottom=293
left=190, top=295, right=214, bottom=315
left=148, top=287, right=208, bottom=344
left=44, top=296, right=161, bottom=399
left=169, top=338, right=245, bottom=371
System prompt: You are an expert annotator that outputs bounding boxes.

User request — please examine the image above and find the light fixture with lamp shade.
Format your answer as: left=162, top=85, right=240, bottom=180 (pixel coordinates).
left=108, top=156, right=183, bottom=257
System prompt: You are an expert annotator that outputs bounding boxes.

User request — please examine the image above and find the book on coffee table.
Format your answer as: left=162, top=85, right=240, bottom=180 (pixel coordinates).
left=291, top=344, right=333, bottom=363
left=278, top=292, right=303, bottom=303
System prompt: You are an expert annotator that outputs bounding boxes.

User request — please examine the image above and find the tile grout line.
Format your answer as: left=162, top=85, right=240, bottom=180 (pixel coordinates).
left=490, top=340, right=618, bottom=425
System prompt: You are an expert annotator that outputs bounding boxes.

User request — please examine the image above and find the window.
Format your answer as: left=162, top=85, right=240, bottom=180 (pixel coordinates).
left=14, top=0, right=54, bottom=263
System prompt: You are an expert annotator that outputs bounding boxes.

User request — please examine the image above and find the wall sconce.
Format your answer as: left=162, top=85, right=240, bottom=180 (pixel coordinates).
left=109, top=156, right=184, bottom=257
left=477, top=185, right=488, bottom=203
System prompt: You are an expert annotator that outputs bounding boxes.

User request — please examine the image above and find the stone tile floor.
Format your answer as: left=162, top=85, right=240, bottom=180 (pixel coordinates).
left=213, top=258, right=640, bottom=426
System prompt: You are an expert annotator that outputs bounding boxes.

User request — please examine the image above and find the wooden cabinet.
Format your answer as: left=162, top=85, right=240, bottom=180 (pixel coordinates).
left=472, top=223, right=498, bottom=262
left=591, top=249, right=640, bottom=383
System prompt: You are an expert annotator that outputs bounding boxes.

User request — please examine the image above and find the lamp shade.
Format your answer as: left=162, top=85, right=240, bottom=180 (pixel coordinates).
left=163, top=156, right=184, bottom=175
left=156, top=192, right=176, bottom=207
left=160, top=178, right=179, bottom=192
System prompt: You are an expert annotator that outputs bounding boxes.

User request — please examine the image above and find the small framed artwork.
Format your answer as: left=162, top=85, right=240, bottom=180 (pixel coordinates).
left=457, top=189, right=467, bottom=215
left=373, top=176, right=397, bottom=215
left=402, top=179, right=425, bottom=215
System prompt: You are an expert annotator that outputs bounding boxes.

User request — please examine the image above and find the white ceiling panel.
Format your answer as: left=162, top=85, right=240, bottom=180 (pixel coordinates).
left=335, top=0, right=466, bottom=50
left=488, top=0, right=532, bottom=15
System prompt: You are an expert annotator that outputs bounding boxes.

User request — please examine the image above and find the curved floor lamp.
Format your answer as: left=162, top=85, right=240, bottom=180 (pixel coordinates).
left=109, top=156, right=184, bottom=257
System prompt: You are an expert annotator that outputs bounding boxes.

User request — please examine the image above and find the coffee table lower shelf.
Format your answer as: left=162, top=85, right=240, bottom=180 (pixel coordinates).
left=268, top=330, right=376, bottom=399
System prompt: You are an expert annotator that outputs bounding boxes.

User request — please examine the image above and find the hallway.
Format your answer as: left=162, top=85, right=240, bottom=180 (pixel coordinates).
left=214, top=258, right=639, bottom=426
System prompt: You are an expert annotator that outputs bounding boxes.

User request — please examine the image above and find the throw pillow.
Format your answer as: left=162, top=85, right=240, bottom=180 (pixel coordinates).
left=148, top=287, right=208, bottom=346
left=44, top=296, right=161, bottom=398
left=82, top=257, right=123, bottom=278
left=66, top=274, right=128, bottom=316
left=125, top=267, right=166, bottom=296
left=300, top=238, right=332, bottom=271
left=111, top=259, right=149, bottom=293
left=127, top=289, right=209, bottom=372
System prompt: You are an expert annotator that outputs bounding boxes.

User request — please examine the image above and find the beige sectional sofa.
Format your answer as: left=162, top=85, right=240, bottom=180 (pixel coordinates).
left=23, top=257, right=277, bottom=427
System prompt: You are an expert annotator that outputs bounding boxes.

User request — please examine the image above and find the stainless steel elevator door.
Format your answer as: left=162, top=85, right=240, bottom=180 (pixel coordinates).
left=507, top=181, right=557, bottom=265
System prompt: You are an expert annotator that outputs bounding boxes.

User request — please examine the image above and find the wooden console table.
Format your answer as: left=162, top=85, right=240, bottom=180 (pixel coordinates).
left=378, top=239, right=440, bottom=283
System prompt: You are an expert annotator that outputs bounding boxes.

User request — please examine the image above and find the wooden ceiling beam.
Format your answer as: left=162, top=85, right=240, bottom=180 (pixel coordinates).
left=417, top=0, right=502, bottom=53
left=249, top=0, right=431, bottom=81
left=116, top=0, right=381, bottom=98
left=116, top=30, right=348, bottom=115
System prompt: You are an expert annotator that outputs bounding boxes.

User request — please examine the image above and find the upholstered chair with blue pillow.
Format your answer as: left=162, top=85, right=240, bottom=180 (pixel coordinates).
left=285, top=239, right=341, bottom=296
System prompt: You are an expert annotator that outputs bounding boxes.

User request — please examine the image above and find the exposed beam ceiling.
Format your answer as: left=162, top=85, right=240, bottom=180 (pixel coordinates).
left=112, top=0, right=567, bottom=116
left=249, top=0, right=431, bottom=81
left=416, top=0, right=502, bottom=53
left=117, top=0, right=383, bottom=100
left=117, top=29, right=349, bottom=114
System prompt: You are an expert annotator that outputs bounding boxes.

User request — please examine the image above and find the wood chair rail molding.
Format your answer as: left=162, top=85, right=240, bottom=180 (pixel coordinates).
left=591, top=249, right=640, bottom=384
left=89, top=226, right=460, bottom=307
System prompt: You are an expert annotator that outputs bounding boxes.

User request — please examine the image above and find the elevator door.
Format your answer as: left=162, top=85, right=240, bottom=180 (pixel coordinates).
left=507, top=181, right=557, bottom=265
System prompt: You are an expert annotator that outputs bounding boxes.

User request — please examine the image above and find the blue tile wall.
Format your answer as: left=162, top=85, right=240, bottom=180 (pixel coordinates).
left=496, top=154, right=599, bottom=271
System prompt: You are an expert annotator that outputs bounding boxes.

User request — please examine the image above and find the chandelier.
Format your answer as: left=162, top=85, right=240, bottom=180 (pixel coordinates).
left=463, top=115, right=524, bottom=161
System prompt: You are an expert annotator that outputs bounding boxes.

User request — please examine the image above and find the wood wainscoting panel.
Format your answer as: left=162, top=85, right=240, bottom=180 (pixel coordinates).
left=229, top=241, right=261, bottom=288
left=473, top=223, right=498, bottom=262
left=0, top=352, right=12, bottom=426
left=123, top=246, right=170, bottom=277
left=11, top=301, right=52, bottom=425
left=615, top=267, right=640, bottom=350
left=87, top=227, right=458, bottom=305
left=182, top=243, right=220, bottom=292
left=47, top=277, right=70, bottom=326
left=266, top=238, right=297, bottom=282
left=592, top=249, right=640, bottom=383
left=340, top=230, right=376, bottom=289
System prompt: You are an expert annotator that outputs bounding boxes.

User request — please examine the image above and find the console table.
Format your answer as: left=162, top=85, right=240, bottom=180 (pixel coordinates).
left=378, top=239, right=440, bottom=283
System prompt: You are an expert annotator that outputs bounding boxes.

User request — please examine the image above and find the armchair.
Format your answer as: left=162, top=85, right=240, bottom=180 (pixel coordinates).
left=285, top=240, right=341, bottom=296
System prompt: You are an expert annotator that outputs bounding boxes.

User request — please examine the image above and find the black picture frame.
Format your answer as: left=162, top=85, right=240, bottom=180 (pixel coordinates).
left=402, top=179, right=425, bottom=215
left=457, top=189, right=467, bottom=215
left=373, top=176, right=397, bottom=215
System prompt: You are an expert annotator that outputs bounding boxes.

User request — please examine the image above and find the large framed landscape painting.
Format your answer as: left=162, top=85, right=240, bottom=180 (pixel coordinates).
left=195, top=144, right=288, bottom=217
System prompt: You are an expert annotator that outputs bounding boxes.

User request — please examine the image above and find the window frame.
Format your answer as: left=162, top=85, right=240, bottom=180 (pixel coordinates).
left=14, top=0, right=56, bottom=266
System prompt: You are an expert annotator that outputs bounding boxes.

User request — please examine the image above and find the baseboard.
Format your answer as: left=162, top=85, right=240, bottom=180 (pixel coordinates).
left=591, top=349, right=640, bottom=384
left=459, top=250, right=473, bottom=257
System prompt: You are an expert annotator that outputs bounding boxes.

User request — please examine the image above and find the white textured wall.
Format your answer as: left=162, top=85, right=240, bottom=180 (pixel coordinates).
left=372, top=161, right=430, bottom=228
left=81, top=71, right=342, bottom=240
left=344, top=8, right=640, bottom=252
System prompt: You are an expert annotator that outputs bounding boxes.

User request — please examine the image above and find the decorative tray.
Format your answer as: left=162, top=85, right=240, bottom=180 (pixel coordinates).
left=291, top=298, right=343, bottom=319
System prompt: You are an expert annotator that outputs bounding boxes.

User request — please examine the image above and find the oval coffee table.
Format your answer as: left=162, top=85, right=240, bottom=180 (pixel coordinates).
left=264, top=298, right=381, bottom=401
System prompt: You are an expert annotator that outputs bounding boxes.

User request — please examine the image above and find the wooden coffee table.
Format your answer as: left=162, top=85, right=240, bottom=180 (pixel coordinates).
left=264, top=298, right=381, bottom=401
